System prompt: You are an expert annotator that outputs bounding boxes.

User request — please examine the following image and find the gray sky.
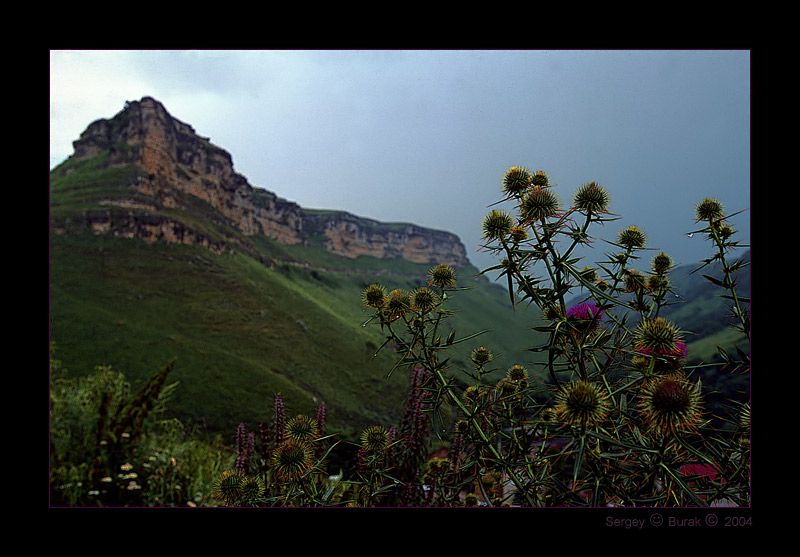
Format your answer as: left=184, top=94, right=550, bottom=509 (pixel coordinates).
left=50, top=50, right=750, bottom=273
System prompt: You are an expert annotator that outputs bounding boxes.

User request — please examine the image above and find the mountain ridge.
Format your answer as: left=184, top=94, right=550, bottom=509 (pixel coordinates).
left=52, top=96, right=469, bottom=268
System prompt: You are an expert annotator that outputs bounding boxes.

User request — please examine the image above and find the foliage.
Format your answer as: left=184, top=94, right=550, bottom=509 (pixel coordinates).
left=49, top=349, right=230, bottom=507
left=214, top=167, right=750, bottom=508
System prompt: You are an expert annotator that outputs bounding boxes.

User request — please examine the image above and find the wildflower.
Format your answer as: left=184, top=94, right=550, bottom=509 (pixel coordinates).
left=566, top=302, right=604, bottom=336
left=272, top=440, right=315, bottom=481
left=412, top=287, right=439, bottom=314
left=470, top=346, right=493, bottom=366
left=520, top=186, right=560, bottom=222
left=285, top=414, right=319, bottom=442
left=502, top=166, right=533, bottom=197
left=360, top=425, right=391, bottom=452
left=120, top=463, right=134, bottom=471
left=634, top=317, right=683, bottom=356
left=362, top=284, right=387, bottom=309
left=639, top=373, right=703, bottom=436
left=506, top=364, right=529, bottom=383
left=240, top=474, right=266, bottom=502
left=213, top=469, right=246, bottom=505
left=482, top=209, right=515, bottom=241
left=617, top=225, right=647, bottom=249
left=531, top=170, right=550, bottom=188
left=695, top=197, right=725, bottom=221
left=651, top=252, right=673, bottom=275
left=573, top=181, right=611, bottom=214
left=428, top=264, right=457, bottom=289
left=384, top=289, right=411, bottom=320
left=555, top=381, right=609, bottom=428
left=509, top=225, right=528, bottom=243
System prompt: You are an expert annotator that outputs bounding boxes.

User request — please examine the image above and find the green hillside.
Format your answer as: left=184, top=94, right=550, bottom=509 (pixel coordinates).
left=49, top=228, right=540, bottom=438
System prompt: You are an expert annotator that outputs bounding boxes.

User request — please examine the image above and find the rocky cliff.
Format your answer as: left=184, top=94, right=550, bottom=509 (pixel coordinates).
left=57, top=97, right=469, bottom=267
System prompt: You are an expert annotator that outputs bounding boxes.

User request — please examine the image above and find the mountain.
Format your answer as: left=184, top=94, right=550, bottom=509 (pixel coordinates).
left=53, top=96, right=469, bottom=268
left=49, top=97, right=536, bottom=437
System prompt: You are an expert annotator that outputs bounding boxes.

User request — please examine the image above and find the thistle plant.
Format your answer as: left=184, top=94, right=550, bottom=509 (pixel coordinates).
left=356, top=165, right=750, bottom=507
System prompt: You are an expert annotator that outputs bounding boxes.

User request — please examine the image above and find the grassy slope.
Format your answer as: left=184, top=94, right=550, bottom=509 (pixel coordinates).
left=49, top=229, right=539, bottom=438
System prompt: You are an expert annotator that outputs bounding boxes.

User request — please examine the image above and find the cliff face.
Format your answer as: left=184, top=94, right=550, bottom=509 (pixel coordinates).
left=60, top=96, right=470, bottom=267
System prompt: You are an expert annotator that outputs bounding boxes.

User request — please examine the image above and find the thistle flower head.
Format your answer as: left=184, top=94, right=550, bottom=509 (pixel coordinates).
left=506, top=364, right=529, bottom=383
left=362, top=284, right=387, bottom=309
left=555, top=381, right=609, bottom=428
left=383, top=289, right=411, bottom=320
left=272, top=440, right=314, bottom=481
left=520, top=186, right=560, bottom=222
left=634, top=317, right=683, bottom=356
left=617, top=225, right=647, bottom=249
left=470, top=346, right=493, bottom=366
left=285, top=414, right=319, bottom=442
left=412, top=287, right=439, bottom=314
left=651, top=252, right=673, bottom=275
left=502, top=166, right=533, bottom=197
left=531, top=170, right=550, bottom=188
left=213, top=469, right=246, bottom=505
left=573, top=181, right=610, bottom=214
left=428, top=263, right=457, bottom=289
left=639, top=374, right=703, bottom=436
left=240, top=474, right=266, bottom=502
left=695, top=197, right=725, bottom=221
left=360, top=425, right=390, bottom=452
left=566, top=303, right=604, bottom=336
left=509, top=225, right=528, bottom=243
left=482, top=209, right=515, bottom=241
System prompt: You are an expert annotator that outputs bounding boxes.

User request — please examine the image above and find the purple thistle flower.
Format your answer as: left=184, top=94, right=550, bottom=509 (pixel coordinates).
left=567, top=302, right=604, bottom=321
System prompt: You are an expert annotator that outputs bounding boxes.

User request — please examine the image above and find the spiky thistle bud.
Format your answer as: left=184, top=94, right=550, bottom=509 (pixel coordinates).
left=520, top=186, right=560, bottom=222
left=412, top=287, right=439, bottom=314
left=634, top=317, right=683, bottom=356
left=213, top=470, right=246, bottom=506
left=428, top=263, right=457, bottom=289
left=384, top=289, right=411, bottom=320
left=695, top=197, right=725, bottom=221
left=555, top=381, right=609, bottom=428
left=482, top=209, right=515, bottom=241
left=470, top=346, right=493, bottom=366
left=531, top=170, right=550, bottom=188
left=651, top=252, right=673, bottom=275
left=573, top=181, right=610, bottom=214
left=617, top=225, right=647, bottom=249
left=362, top=284, right=387, bottom=309
left=285, top=414, right=319, bottom=442
left=272, top=440, right=314, bottom=481
left=502, top=166, right=533, bottom=197
left=639, top=373, right=703, bottom=436
left=360, top=425, right=391, bottom=453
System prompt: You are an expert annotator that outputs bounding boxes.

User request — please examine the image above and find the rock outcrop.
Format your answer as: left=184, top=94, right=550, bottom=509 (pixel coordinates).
left=57, top=96, right=470, bottom=267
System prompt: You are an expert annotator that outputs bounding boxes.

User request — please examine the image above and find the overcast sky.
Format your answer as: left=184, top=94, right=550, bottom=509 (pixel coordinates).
left=50, top=50, right=750, bottom=273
